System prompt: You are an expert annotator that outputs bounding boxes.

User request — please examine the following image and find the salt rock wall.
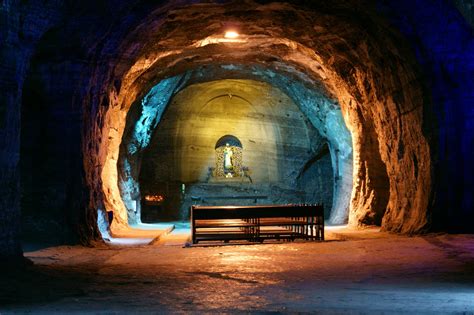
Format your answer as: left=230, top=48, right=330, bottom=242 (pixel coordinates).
left=296, top=148, right=335, bottom=219
left=20, top=32, right=86, bottom=244
left=140, top=79, right=324, bottom=184
left=453, top=0, right=474, bottom=26
left=0, top=0, right=64, bottom=261
left=139, top=79, right=334, bottom=221
left=119, top=67, right=351, bottom=226
left=73, top=0, right=474, bottom=235
left=0, top=0, right=473, bottom=261
left=102, top=1, right=425, bottom=234
left=379, top=0, right=474, bottom=231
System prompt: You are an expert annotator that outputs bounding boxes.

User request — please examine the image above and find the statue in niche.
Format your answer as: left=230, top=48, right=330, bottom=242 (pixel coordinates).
left=223, top=143, right=234, bottom=175
left=213, top=135, right=244, bottom=179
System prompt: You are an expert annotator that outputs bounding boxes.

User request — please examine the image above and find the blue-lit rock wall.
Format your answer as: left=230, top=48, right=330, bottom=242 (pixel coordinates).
left=20, top=29, right=87, bottom=245
left=0, top=0, right=64, bottom=261
left=119, top=76, right=185, bottom=224
left=0, top=0, right=148, bottom=257
left=378, top=0, right=474, bottom=231
left=453, top=0, right=474, bottom=27
left=0, top=0, right=22, bottom=261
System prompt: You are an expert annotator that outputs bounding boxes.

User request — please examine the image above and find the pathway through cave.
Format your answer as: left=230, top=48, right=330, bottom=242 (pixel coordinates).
left=4, top=229, right=474, bottom=313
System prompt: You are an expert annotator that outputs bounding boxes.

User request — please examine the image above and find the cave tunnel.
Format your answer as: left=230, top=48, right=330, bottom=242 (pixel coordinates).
left=136, top=78, right=340, bottom=223
left=1, top=0, right=474, bottom=312
left=125, top=74, right=351, bottom=226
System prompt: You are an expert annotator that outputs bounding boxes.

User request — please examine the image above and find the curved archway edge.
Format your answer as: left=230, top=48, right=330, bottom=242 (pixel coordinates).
left=83, top=1, right=431, bottom=235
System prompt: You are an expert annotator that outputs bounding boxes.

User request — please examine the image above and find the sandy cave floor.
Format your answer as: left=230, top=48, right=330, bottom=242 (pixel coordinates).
left=1, top=227, right=474, bottom=314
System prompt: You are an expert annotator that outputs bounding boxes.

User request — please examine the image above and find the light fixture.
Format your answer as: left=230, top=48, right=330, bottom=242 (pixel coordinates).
left=224, top=31, right=239, bottom=39
left=144, top=194, right=164, bottom=202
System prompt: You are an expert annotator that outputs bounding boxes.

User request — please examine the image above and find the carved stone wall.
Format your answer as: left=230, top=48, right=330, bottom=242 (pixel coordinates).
left=1, top=0, right=474, bottom=260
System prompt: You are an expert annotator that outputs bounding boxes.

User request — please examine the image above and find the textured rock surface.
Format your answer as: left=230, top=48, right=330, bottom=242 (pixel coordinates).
left=1, top=0, right=473, bottom=259
left=118, top=68, right=351, bottom=226
left=138, top=79, right=332, bottom=221
left=90, top=0, right=472, bottom=235
left=453, top=0, right=474, bottom=26
left=20, top=35, right=86, bottom=245
left=142, top=79, right=322, bottom=184
left=296, top=149, right=334, bottom=219
left=379, top=0, right=474, bottom=232
left=0, top=0, right=64, bottom=260
left=102, top=1, right=427, bottom=234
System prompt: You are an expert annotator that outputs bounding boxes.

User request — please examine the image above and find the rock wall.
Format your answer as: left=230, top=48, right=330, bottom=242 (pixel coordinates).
left=0, top=0, right=64, bottom=261
left=296, top=147, right=334, bottom=219
left=140, top=79, right=324, bottom=184
left=119, top=67, right=351, bottom=226
left=138, top=79, right=332, bottom=221
left=20, top=31, right=86, bottom=244
left=105, top=1, right=426, bottom=233
left=379, top=0, right=474, bottom=232
left=0, top=0, right=22, bottom=261
left=453, top=0, right=474, bottom=27
left=82, top=0, right=471, bottom=234
left=1, top=0, right=473, bottom=260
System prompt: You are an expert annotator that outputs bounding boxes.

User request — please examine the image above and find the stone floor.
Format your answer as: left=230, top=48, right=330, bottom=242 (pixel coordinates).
left=1, top=227, right=474, bottom=314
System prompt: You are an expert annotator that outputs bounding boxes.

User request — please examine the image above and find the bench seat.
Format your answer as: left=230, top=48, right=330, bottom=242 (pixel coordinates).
left=191, top=204, right=324, bottom=244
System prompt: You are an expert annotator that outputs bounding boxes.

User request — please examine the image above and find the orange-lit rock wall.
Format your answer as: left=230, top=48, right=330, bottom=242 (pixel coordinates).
left=100, top=2, right=429, bottom=234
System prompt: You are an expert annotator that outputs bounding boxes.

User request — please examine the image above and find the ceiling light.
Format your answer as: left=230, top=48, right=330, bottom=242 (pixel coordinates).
left=224, top=31, right=239, bottom=39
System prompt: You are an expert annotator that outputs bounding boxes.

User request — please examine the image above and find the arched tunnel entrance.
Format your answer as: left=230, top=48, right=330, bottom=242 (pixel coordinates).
left=109, top=63, right=358, bottom=237
left=72, top=1, right=433, bottom=239
left=11, top=0, right=458, bottom=250
left=135, top=79, right=343, bottom=223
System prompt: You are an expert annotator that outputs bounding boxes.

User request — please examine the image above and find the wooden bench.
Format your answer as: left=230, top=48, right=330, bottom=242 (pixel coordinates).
left=191, top=204, right=324, bottom=244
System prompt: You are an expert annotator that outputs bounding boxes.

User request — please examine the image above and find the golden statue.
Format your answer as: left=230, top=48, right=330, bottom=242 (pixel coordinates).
left=223, top=143, right=233, bottom=175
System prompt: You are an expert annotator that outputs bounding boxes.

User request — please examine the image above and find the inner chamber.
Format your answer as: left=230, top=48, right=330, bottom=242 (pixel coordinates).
left=138, top=79, right=334, bottom=222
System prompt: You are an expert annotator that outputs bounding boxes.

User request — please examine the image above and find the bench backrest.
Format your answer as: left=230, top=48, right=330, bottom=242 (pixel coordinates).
left=191, top=204, right=323, bottom=220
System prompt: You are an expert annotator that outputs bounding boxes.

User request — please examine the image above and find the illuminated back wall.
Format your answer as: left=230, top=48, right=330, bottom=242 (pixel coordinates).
left=140, top=79, right=326, bottom=185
